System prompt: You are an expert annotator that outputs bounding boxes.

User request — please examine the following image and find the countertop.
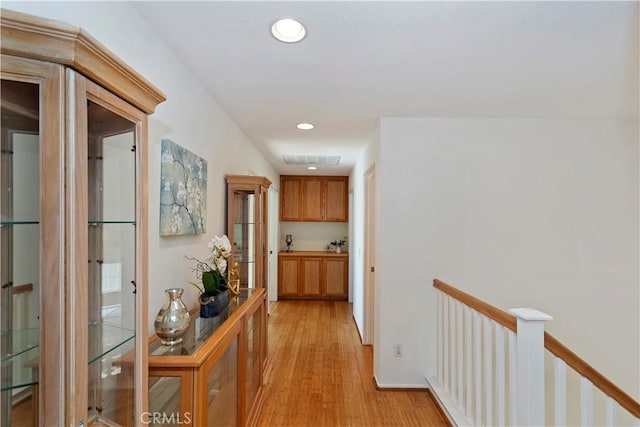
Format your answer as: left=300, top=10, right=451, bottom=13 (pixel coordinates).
left=279, top=251, right=349, bottom=257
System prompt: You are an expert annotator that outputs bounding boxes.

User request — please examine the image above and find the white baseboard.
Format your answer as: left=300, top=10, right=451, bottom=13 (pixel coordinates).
left=425, top=376, right=474, bottom=427
left=373, top=375, right=429, bottom=389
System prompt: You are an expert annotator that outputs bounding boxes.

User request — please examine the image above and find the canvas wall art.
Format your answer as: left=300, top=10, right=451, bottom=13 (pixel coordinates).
left=159, top=139, right=207, bottom=236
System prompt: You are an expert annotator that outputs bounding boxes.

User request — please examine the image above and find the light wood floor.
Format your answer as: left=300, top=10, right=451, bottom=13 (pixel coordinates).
left=257, top=300, right=449, bottom=427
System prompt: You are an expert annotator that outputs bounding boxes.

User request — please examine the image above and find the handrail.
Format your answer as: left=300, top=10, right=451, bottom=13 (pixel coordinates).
left=544, top=333, right=640, bottom=418
left=433, top=278, right=640, bottom=418
left=434, top=279, right=516, bottom=332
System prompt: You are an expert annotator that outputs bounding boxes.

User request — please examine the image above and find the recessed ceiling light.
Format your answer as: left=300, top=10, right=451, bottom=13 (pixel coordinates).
left=271, top=18, right=306, bottom=43
left=307, top=166, right=318, bottom=170
left=296, top=123, right=314, bottom=130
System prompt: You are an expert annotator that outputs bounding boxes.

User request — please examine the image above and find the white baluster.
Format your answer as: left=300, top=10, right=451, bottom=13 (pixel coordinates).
left=444, top=295, right=450, bottom=392
left=465, top=306, right=472, bottom=418
left=580, top=377, right=593, bottom=426
left=554, top=357, right=567, bottom=426
left=509, top=308, right=553, bottom=427
left=509, top=330, right=517, bottom=426
left=605, top=397, right=617, bottom=426
left=437, top=292, right=443, bottom=386
left=495, top=324, right=505, bottom=427
left=484, top=316, right=493, bottom=426
left=474, top=310, right=482, bottom=425
left=451, top=299, right=457, bottom=401
left=457, top=301, right=464, bottom=406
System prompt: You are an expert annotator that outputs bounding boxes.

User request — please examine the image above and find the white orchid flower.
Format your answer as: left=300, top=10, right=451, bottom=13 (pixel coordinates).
left=214, top=257, right=228, bottom=274
left=209, top=235, right=232, bottom=258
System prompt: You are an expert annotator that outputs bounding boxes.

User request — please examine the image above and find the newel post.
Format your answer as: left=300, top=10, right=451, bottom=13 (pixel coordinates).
left=509, top=308, right=553, bottom=426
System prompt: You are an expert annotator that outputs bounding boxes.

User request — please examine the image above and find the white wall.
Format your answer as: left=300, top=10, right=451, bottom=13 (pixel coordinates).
left=279, top=222, right=348, bottom=252
left=4, top=2, right=279, bottom=332
left=375, top=118, right=639, bottom=397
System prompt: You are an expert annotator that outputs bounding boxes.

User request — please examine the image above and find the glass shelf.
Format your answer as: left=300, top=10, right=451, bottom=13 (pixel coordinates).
left=88, top=322, right=136, bottom=365
left=0, top=323, right=135, bottom=391
left=1, top=328, right=39, bottom=362
left=1, top=328, right=40, bottom=391
left=233, top=254, right=255, bottom=264
left=150, top=289, right=256, bottom=357
left=233, top=222, right=255, bottom=226
left=88, top=220, right=136, bottom=225
left=0, top=220, right=39, bottom=226
left=0, top=346, right=39, bottom=391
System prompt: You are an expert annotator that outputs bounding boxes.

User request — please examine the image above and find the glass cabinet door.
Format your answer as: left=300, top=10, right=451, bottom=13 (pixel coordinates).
left=245, top=306, right=262, bottom=419
left=148, top=375, right=185, bottom=426
left=226, top=176, right=271, bottom=294
left=0, top=78, right=41, bottom=427
left=86, top=98, right=138, bottom=425
left=205, top=336, right=239, bottom=427
left=231, top=191, right=256, bottom=288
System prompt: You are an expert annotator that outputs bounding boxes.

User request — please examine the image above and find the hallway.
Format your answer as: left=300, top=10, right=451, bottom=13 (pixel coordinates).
left=257, top=300, right=449, bottom=426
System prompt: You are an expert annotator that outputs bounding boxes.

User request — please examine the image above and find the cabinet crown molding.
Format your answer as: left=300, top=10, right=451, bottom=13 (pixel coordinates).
left=225, top=174, right=272, bottom=188
left=1, top=8, right=166, bottom=113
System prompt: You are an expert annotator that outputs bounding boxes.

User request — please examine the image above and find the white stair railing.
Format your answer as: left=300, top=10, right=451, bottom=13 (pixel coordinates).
left=429, top=279, right=640, bottom=427
left=545, top=332, right=640, bottom=426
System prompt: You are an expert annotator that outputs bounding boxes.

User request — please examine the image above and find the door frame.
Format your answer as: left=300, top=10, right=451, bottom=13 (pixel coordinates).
left=268, top=186, right=279, bottom=305
left=363, top=165, right=376, bottom=345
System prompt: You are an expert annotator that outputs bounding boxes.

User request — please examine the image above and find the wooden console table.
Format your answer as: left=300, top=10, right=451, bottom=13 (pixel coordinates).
left=147, top=288, right=266, bottom=426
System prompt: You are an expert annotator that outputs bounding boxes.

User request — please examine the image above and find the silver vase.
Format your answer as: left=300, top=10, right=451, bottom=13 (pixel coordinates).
left=154, top=288, right=191, bottom=345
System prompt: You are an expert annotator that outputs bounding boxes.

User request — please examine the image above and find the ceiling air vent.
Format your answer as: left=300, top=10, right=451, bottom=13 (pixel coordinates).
left=282, top=155, right=340, bottom=165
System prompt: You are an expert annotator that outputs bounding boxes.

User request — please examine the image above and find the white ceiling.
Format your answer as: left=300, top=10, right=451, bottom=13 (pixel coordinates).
left=133, top=1, right=639, bottom=175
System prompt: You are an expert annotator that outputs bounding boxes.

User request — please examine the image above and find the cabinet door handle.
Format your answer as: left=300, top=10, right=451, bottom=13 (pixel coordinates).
left=370, top=266, right=375, bottom=273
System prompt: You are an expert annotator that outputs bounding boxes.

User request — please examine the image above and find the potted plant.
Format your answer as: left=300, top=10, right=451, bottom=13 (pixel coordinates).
left=186, top=234, right=232, bottom=318
left=329, top=237, right=347, bottom=253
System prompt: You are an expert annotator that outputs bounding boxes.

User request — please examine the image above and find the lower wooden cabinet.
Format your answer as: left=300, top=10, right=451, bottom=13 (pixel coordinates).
left=301, top=257, right=322, bottom=296
left=278, top=257, right=299, bottom=297
left=147, top=289, right=266, bottom=427
left=324, top=258, right=348, bottom=297
left=278, top=252, right=348, bottom=299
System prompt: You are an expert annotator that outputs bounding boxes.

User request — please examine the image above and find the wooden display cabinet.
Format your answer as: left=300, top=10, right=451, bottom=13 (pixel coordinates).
left=225, top=175, right=271, bottom=290
left=147, top=289, right=266, bottom=427
left=0, top=9, right=165, bottom=426
left=280, top=176, right=348, bottom=222
left=225, top=174, right=271, bottom=378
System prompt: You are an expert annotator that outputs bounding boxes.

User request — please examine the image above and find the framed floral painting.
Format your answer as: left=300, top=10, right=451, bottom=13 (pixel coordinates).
left=159, top=139, right=207, bottom=236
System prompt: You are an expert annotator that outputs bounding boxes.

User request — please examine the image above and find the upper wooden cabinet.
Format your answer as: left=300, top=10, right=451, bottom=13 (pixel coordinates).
left=302, top=178, right=323, bottom=221
left=280, top=175, right=349, bottom=222
left=1, top=9, right=166, bottom=426
left=324, top=177, right=349, bottom=221
left=280, top=177, right=302, bottom=221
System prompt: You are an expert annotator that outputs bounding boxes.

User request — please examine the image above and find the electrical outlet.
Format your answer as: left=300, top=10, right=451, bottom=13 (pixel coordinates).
left=394, top=344, right=403, bottom=357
